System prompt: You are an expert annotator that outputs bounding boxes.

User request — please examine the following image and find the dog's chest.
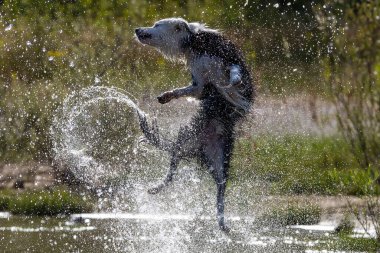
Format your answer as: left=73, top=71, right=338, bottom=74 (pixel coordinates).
left=189, top=55, right=228, bottom=86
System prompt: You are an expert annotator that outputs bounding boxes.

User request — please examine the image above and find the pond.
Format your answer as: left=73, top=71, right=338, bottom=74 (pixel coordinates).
left=0, top=211, right=374, bottom=252
left=1, top=163, right=376, bottom=253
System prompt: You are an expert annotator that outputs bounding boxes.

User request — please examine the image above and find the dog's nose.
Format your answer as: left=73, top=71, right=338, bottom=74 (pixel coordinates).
left=135, top=28, right=152, bottom=40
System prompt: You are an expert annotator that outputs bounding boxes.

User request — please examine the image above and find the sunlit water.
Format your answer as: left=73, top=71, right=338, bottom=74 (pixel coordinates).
left=1, top=85, right=367, bottom=252
left=1, top=211, right=373, bottom=252
left=50, top=86, right=145, bottom=187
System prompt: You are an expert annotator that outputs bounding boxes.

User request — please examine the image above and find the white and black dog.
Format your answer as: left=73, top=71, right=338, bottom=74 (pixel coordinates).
left=135, top=18, right=254, bottom=231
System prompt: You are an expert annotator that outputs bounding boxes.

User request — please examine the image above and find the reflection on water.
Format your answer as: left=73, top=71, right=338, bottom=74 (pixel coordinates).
left=0, top=212, right=372, bottom=253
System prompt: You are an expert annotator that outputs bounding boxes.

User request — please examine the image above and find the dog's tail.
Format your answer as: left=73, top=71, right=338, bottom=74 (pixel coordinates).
left=137, top=111, right=172, bottom=152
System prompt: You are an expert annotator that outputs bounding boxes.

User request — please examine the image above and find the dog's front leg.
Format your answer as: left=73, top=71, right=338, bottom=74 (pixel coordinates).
left=157, top=81, right=203, bottom=104
left=223, top=64, right=243, bottom=90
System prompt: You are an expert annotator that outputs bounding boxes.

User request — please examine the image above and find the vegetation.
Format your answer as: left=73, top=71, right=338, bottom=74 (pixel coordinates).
left=232, top=135, right=379, bottom=195
left=0, top=193, right=11, bottom=211
left=0, top=0, right=334, bottom=162
left=334, top=214, right=355, bottom=235
left=0, top=187, right=93, bottom=215
left=319, top=1, right=380, bottom=173
left=318, top=1, right=380, bottom=242
left=260, top=201, right=321, bottom=226
left=348, top=196, right=380, bottom=242
left=0, top=2, right=379, bottom=245
left=316, top=236, right=379, bottom=252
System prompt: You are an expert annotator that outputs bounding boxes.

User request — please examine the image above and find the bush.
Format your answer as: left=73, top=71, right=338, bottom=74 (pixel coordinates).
left=0, top=0, right=332, bottom=162
left=0, top=195, right=11, bottom=211
left=5, top=188, right=92, bottom=216
left=260, top=201, right=321, bottom=226
left=232, top=135, right=378, bottom=195
left=334, top=214, right=355, bottom=235
left=318, top=1, right=380, bottom=172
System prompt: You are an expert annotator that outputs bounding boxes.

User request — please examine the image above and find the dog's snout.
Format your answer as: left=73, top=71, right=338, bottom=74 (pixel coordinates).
left=135, top=28, right=152, bottom=40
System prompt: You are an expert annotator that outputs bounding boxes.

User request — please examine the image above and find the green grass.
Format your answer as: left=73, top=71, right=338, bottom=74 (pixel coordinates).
left=260, top=201, right=321, bottom=226
left=0, top=195, right=11, bottom=211
left=0, top=0, right=331, bottom=163
left=0, top=187, right=93, bottom=216
left=334, top=214, right=355, bottom=235
left=317, top=236, right=379, bottom=252
left=232, top=135, right=379, bottom=195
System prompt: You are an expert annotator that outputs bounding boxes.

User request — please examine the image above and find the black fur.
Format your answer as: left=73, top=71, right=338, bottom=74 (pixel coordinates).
left=137, top=27, right=254, bottom=231
left=183, top=30, right=254, bottom=104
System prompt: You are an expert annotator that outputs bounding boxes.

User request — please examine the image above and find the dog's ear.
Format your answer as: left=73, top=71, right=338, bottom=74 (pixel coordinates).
left=175, top=21, right=191, bottom=33
left=183, top=22, right=191, bottom=32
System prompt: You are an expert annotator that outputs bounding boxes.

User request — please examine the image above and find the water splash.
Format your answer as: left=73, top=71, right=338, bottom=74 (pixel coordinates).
left=51, top=86, right=146, bottom=187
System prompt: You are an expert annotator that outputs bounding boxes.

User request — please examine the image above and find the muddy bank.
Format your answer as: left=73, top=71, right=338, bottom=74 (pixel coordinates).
left=0, top=162, right=55, bottom=190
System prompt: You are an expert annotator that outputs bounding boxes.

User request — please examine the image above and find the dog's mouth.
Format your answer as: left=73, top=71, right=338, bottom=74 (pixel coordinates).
left=135, top=28, right=152, bottom=42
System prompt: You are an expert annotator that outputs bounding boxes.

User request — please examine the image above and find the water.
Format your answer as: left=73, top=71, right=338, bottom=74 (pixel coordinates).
left=0, top=211, right=373, bottom=252
left=51, top=86, right=146, bottom=187
left=43, top=86, right=376, bottom=252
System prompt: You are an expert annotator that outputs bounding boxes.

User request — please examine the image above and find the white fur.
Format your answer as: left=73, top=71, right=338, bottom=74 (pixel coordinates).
left=136, top=18, right=249, bottom=112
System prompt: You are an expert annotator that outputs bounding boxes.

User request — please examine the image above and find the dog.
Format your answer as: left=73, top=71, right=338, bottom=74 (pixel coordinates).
left=135, top=18, right=254, bottom=231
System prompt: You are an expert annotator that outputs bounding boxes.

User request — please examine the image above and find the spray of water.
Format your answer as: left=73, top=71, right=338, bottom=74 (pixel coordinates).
left=49, top=85, right=273, bottom=252
left=50, top=86, right=145, bottom=187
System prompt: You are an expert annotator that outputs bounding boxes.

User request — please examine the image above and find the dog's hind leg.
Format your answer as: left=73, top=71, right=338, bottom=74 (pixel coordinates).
left=148, top=153, right=179, bottom=194
left=215, top=167, right=228, bottom=231
left=147, top=126, right=196, bottom=194
left=203, top=125, right=232, bottom=232
left=207, top=147, right=229, bottom=231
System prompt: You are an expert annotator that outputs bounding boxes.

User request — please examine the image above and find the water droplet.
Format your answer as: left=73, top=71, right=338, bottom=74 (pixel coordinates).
left=5, top=24, right=13, bottom=31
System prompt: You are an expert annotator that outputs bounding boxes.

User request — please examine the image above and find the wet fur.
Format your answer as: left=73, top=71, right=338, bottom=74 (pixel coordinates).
left=135, top=18, right=255, bottom=231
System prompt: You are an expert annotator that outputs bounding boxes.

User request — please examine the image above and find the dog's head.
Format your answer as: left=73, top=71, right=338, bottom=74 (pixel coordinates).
left=135, top=18, right=211, bottom=60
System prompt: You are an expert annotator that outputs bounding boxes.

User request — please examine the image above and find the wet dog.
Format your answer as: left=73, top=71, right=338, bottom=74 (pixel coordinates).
left=135, top=18, right=254, bottom=231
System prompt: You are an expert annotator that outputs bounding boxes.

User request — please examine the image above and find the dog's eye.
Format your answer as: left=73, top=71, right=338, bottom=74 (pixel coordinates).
left=175, top=25, right=181, bottom=32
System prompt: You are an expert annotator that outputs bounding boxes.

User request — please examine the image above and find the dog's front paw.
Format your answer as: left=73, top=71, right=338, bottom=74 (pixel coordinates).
left=157, top=91, right=174, bottom=104
left=147, top=184, right=164, bottom=194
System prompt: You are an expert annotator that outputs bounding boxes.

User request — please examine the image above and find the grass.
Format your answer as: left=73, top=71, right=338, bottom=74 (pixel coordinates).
left=259, top=201, right=321, bottom=226
left=231, top=135, right=379, bottom=196
left=0, top=187, right=93, bottom=216
left=317, top=236, right=379, bottom=252
left=0, top=195, right=11, bottom=211
left=334, top=214, right=355, bottom=235
left=0, top=0, right=331, bottom=163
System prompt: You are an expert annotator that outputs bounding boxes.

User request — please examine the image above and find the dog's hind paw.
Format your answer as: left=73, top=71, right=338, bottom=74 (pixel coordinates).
left=220, top=224, right=230, bottom=233
left=218, top=218, right=230, bottom=233
left=147, top=184, right=164, bottom=194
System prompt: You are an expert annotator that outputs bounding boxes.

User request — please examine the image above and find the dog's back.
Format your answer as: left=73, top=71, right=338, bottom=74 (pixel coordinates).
left=185, top=30, right=255, bottom=114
